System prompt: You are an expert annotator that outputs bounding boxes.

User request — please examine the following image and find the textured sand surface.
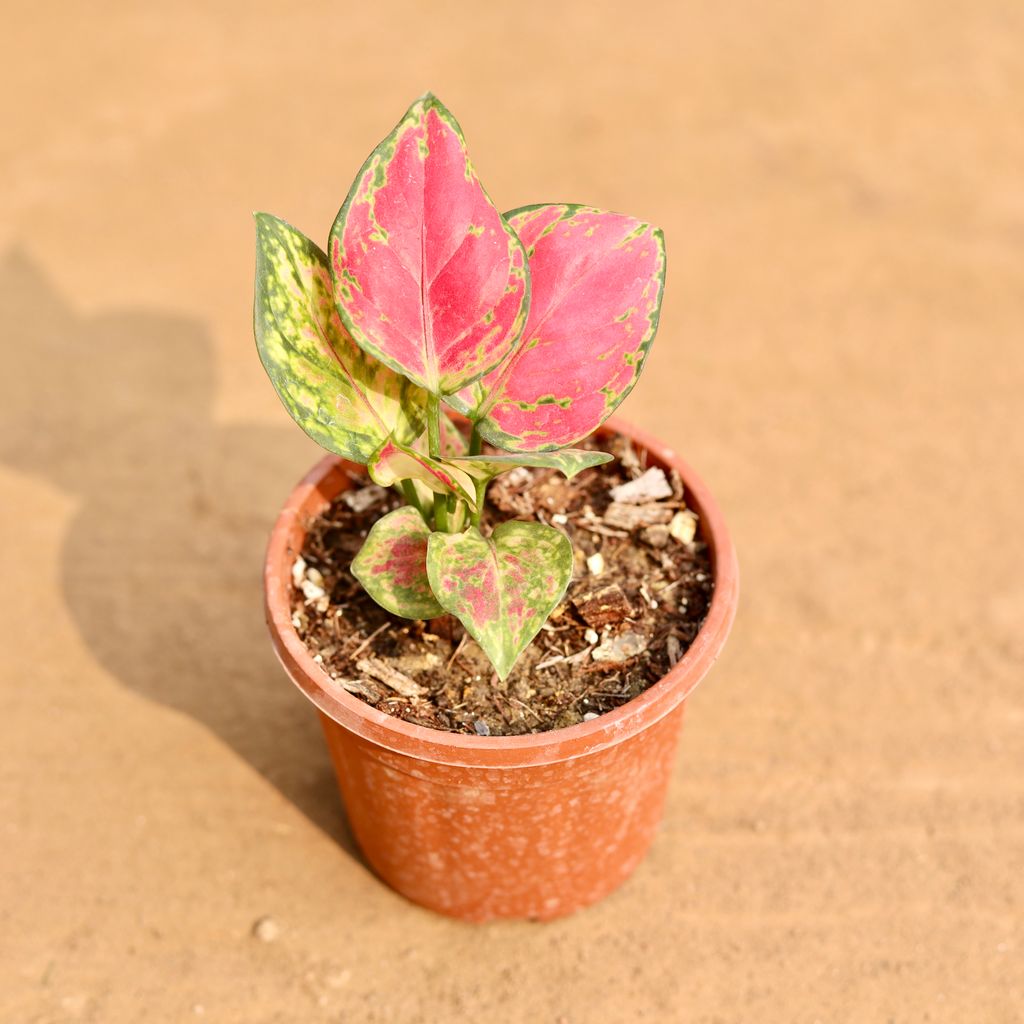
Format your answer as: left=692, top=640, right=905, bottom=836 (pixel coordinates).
left=2, top=2, right=1022, bottom=1020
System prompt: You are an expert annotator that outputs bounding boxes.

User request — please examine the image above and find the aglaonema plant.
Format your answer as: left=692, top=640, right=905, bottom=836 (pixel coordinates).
left=255, top=93, right=665, bottom=680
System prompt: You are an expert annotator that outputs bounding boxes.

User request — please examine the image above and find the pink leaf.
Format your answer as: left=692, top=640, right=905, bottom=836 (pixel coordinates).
left=330, top=94, right=530, bottom=396
left=449, top=204, right=665, bottom=451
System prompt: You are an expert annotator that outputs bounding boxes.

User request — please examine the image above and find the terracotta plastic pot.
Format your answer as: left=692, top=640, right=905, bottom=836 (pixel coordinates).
left=264, top=417, right=738, bottom=922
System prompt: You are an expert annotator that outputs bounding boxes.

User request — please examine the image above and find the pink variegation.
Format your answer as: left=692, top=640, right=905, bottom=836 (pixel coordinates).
left=330, top=94, right=530, bottom=396
left=368, top=438, right=476, bottom=507
left=351, top=506, right=443, bottom=619
left=426, top=521, right=573, bottom=679
left=449, top=204, right=665, bottom=451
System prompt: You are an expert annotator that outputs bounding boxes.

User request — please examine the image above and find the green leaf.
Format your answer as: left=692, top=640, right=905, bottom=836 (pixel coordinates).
left=254, top=213, right=427, bottom=462
left=426, top=521, right=573, bottom=679
left=445, top=448, right=612, bottom=482
left=351, top=506, right=443, bottom=619
left=368, top=437, right=476, bottom=507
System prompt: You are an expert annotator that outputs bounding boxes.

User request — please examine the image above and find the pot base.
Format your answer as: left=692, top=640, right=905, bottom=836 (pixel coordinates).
left=319, top=704, right=686, bottom=922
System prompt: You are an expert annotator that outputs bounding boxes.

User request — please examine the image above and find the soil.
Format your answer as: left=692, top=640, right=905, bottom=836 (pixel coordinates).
left=290, top=435, right=714, bottom=735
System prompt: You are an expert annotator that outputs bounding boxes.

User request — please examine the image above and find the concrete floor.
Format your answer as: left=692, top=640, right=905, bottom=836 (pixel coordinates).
left=2, top=2, right=1021, bottom=1020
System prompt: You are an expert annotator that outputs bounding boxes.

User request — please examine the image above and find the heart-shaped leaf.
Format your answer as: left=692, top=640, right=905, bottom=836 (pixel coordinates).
left=426, top=521, right=573, bottom=679
left=254, top=213, right=427, bottom=462
left=351, top=506, right=443, bottom=619
left=449, top=204, right=665, bottom=451
left=445, top=448, right=612, bottom=482
left=368, top=438, right=476, bottom=506
left=330, top=94, right=530, bottom=396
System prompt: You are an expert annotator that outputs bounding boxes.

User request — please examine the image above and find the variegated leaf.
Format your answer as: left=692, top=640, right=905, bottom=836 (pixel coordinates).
left=254, top=213, right=427, bottom=462
left=445, top=448, right=612, bottom=482
left=351, top=506, right=443, bottom=619
left=449, top=204, right=665, bottom=451
left=368, top=438, right=476, bottom=506
left=426, top=521, right=573, bottom=679
left=330, top=94, right=530, bottom=395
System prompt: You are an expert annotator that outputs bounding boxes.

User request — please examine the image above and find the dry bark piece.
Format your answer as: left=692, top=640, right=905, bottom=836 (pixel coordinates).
left=603, top=502, right=673, bottom=531
left=612, top=436, right=643, bottom=478
left=669, top=468, right=685, bottom=501
left=334, top=675, right=384, bottom=701
left=342, top=483, right=388, bottom=512
left=609, top=467, right=672, bottom=504
left=666, top=635, right=682, bottom=667
left=573, top=582, right=634, bottom=627
left=642, top=524, right=670, bottom=548
left=592, top=631, right=649, bottom=664
left=577, top=512, right=629, bottom=539
left=356, top=657, right=426, bottom=698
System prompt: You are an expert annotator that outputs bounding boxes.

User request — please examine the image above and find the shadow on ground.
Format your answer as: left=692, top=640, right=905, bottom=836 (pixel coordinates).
left=0, top=249, right=360, bottom=856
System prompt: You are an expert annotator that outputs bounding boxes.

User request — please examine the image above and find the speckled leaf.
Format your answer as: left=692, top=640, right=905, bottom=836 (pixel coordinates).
left=254, top=213, right=427, bottom=462
left=449, top=204, right=665, bottom=451
left=368, top=438, right=476, bottom=506
left=351, top=506, right=443, bottom=619
left=330, top=94, right=530, bottom=395
left=445, top=448, right=612, bottom=482
left=426, top=521, right=573, bottom=679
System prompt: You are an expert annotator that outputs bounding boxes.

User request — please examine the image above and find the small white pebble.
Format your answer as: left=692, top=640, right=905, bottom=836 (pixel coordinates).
left=584, top=628, right=599, bottom=644
left=586, top=552, right=605, bottom=576
left=252, top=916, right=281, bottom=942
left=551, top=513, right=568, bottom=525
left=300, top=578, right=326, bottom=601
left=583, top=712, right=599, bottom=722
left=669, top=510, right=698, bottom=544
left=291, top=556, right=306, bottom=588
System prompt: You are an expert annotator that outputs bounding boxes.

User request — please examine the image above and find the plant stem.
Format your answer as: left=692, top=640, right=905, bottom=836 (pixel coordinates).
left=427, top=393, right=441, bottom=458
left=400, top=480, right=425, bottom=518
left=471, top=478, right=487, bottom=528
left=468, top=422, right=482, bottom=456
left=434, top=492, right=448, bottom=532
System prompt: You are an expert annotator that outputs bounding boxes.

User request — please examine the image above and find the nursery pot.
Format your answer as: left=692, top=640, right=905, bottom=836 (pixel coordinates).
left=264, top=417, right=738, bottom=922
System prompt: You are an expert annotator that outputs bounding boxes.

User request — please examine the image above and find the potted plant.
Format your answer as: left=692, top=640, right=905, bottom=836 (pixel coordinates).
left=257, top=94, right=738, bottom=922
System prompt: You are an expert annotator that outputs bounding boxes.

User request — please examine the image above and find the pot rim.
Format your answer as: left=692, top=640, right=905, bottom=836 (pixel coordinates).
left=264, top=416, right=738, bottom=769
